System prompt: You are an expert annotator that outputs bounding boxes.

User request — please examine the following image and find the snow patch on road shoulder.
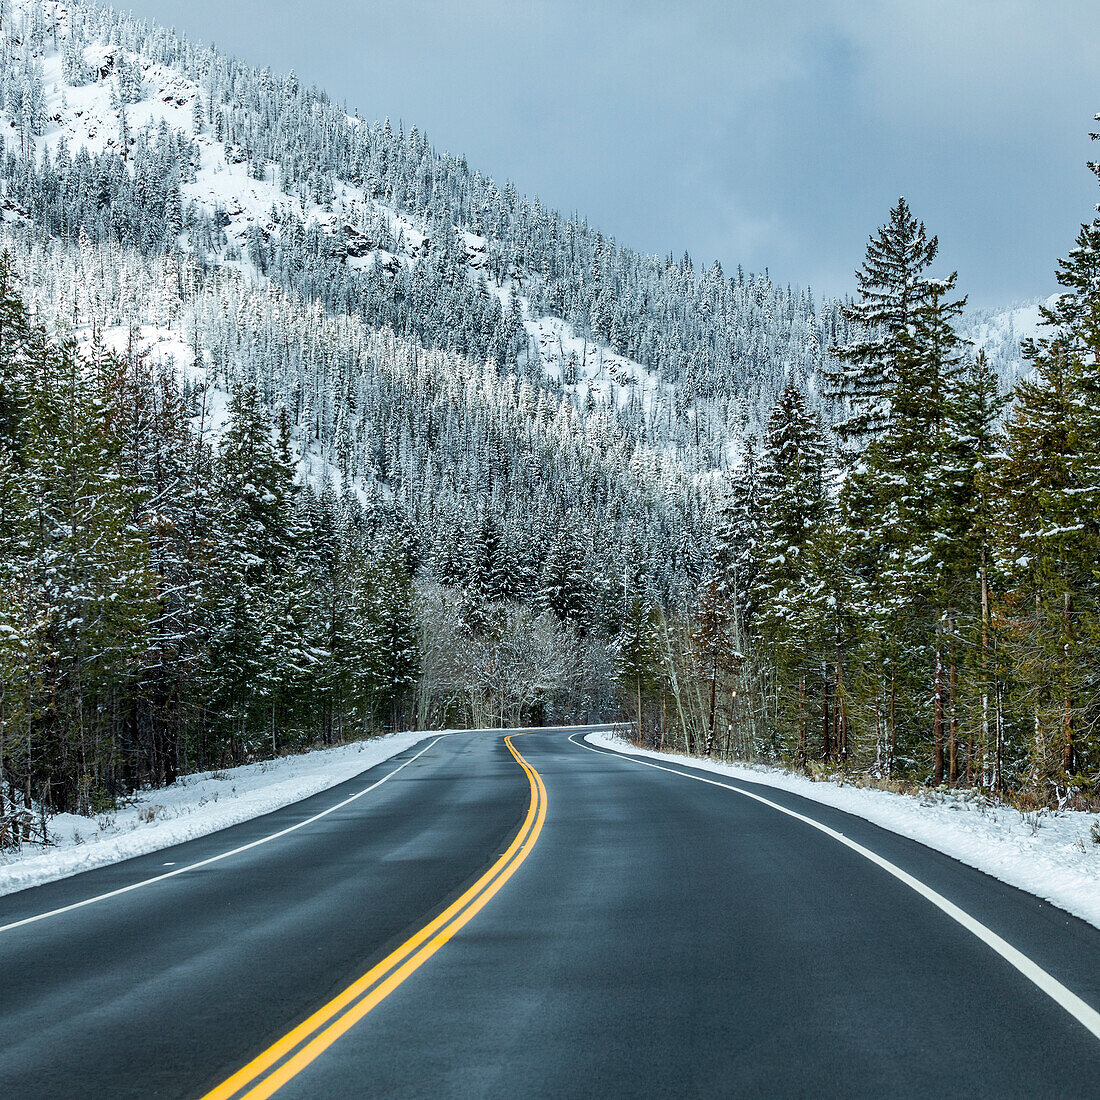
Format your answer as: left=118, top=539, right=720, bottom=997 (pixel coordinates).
left=0, top=731, right=448, bottom=898
left=587, top=732, right=1100, bottom=930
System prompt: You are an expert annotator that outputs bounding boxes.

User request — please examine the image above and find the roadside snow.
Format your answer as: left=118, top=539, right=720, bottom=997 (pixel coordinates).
left=0, top=730, right=448, bottom=898
left=587, top=732, right=1100, bottom=930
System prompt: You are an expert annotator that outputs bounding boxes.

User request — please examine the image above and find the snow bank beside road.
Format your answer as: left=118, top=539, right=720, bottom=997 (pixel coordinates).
left=0, top=731, right=447, bottom=898
left=588, top=732, right=1100, bottom=930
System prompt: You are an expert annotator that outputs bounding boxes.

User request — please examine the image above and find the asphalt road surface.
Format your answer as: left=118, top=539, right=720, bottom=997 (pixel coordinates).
left=2, top=727, right=1099, bottom=1098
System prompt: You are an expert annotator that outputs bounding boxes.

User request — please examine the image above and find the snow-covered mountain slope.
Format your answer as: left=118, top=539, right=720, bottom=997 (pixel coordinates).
left=6, top=0, right=1043, bottom=442
left=0, top=0, right=844, bottom=457
left=0, top=0, right=1047, bottom=597
left=7, top=0, right=668, bottom=426
left=961, top=295, right=1056, bottom=390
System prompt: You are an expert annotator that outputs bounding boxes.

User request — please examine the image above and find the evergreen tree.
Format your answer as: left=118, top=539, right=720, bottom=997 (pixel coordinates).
left=710, top=440, right=759, bottom=629
left=752, top=385, right=831, bottom=765
left=830, top=200, right=968, bottom=779
left=205, top=384, right=298, bottom=751
left=935, top=351, right=1008, bottom=786
left=615, top=595, right=659, bottom=742
left=540, top=520, right=594, bottom=631
left=997, top=323, right=1100, bottom=794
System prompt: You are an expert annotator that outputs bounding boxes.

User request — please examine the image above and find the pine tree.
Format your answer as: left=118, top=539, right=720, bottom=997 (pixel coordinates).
left=467, top=511, right=513, bottom=604
left=368, top=552, right=420, bottom=728
left=830, top=200, right=968, bottom=779
left=827, top=198, right=941, bottom=443
left=752, top=385, right=831, bottom=765
left=14, top=333, right=153, bottom=813
left=710, top=440, right=759, bottom=629
left=991, top=123, right=1100, bottom=799
left=615, top=595, right=658, bottom=743
left=540, top=519, right=593, bottom=631
left=935, top=351, right=1008, bottom=786
left=205, top=384, right=298, bottom=752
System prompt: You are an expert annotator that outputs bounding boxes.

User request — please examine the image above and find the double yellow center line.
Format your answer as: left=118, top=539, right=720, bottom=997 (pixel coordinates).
left=201, top=734, right=547, bottom=1100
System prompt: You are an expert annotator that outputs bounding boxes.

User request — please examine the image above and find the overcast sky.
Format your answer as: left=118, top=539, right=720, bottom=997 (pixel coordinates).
left=121, top=0, right=1100, bottom=307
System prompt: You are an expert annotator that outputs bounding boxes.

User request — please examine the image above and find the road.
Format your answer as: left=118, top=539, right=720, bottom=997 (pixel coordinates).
left=2, top=727, right=1099, bottom=1098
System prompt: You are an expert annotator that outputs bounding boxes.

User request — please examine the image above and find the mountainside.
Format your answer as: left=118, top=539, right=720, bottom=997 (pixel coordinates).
left=0, top=0, right=1041, bottom=586
left=0, top=0, right=854, bottom=588
left=962, top=295, right=1053, bottom=387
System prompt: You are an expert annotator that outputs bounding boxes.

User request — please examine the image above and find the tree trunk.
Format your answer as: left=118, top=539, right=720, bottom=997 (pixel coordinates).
left=980, top=548, right=991, bottom=788
left=948, top=617, right=958, bottom=786
left=706, top=655, right=718, bottom=758
left=834, top=642, right=848, bottom=764
left=1062, top=590, right=1074, bottom=775
left=798, top=675, right=807, bottom=770
left=887, top=675, right=896, bottom=777
left=724, top=690, right=734, bottom=761
left=993, top=680, right=1003, bottom=795
left=932, top=639, right=945, bottom=785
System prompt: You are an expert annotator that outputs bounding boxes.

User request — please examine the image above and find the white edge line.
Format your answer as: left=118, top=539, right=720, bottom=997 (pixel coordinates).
left=0, top=736, right=448, bottom=935
left=569, top=733, right=1100, bottom=1044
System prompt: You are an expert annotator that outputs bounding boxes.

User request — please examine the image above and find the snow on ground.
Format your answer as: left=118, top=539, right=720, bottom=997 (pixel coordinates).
left=0, top=729, right=448, bottom=898
left=962, top=294, right=1058, bottom=389
left=967, top=296, right=1054, bottom=352
left=526, top=310, right=659, bottom=412
left=588, top=731, right=1100, bottom=930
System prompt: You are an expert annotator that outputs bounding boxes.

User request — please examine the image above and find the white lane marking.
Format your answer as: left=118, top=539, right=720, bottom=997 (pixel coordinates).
left=0, top=737, right=447, bottom=935
left=570, top=734, right=1100, bottom=1044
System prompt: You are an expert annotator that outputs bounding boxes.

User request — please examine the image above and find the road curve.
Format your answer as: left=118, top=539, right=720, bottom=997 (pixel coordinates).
left=2, top=727, right=1099, bottom=1098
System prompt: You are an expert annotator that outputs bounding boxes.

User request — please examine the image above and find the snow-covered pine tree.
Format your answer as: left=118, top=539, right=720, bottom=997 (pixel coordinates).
left=830, top=199, right=968, bottom=779
left=614, top=594, right=659, bottom=744
left=934, top=350, right=1008, bottom=787
left=204, top=384, right=298, bottom=753
left=752, top=385, right=831, bottom=766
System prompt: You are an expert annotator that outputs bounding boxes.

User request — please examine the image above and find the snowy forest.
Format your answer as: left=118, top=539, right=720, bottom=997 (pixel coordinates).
left=0, top=0, right=1098, bottom=838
